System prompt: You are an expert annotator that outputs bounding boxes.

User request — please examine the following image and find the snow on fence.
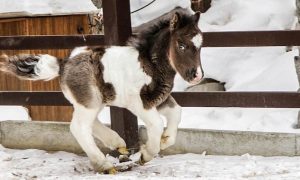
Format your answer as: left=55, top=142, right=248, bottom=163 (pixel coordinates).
left=1, top=0, right=300, bottom=150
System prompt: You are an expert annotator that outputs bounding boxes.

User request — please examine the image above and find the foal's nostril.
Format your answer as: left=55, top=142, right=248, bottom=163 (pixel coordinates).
left=191, top=68, right=197, bottom=78
left=185, top=68, right=199, bottom=81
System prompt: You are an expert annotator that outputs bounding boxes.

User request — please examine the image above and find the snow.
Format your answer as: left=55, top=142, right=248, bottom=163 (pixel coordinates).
left=130, top=0, right=193, bottom=27
left=0, top=0, right=98, bottom=18
left=0, top=106, right=30, bottom=121
left=1, top=145, right=300, bottom=179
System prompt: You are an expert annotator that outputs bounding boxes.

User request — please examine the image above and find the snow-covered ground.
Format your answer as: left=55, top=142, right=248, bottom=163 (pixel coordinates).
left=1, top=145, right=300, bottom=179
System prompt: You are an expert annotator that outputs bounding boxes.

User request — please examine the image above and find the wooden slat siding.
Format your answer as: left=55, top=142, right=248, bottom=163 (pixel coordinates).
left=27, top=15, right=89, bottom=121
left=0, top=15, right=89, bottom=121
left=0, top=18, right=30, bottom=91
left=2, top=91, right=300, bottom=108
left=102, top=0, right=139, bottom=150
left=1, top=30, right=300, bottom=50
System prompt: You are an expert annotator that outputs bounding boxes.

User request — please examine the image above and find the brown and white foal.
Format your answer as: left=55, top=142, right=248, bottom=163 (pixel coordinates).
left=0, top=10, right=203, bottom=173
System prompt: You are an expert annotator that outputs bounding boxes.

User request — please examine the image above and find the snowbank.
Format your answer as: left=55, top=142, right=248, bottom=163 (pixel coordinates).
left=0, top=0, right=98, bottom=18
left=130, top=0, right=193, bottom=27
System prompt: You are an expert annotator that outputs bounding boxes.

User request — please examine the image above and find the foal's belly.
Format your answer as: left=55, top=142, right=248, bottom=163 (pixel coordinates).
left=101, top=46, right=152, bottom=108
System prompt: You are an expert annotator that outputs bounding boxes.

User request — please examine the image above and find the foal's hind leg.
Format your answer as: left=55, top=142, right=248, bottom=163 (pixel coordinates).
left=92, top=119, right=128, bottom=154
left=158, top=96, right=182, bottom=150
left=70, top=104, right=115, bottom=173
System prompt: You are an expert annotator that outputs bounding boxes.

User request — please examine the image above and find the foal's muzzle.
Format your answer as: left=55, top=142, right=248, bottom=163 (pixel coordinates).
left=188, top=66, right=203, bottom=85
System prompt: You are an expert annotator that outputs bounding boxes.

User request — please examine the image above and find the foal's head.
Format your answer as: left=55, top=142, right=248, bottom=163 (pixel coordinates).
left=168, top=12, right=203, bottom=85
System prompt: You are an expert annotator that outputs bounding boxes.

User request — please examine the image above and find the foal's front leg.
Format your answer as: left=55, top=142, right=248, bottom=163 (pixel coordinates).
left=133, top=107, right=164, bottom=162
left=158, top=96, right=182, bottom=150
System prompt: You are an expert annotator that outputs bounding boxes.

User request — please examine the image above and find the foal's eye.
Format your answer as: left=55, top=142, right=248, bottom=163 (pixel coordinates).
left=178, top=43, right=186, bottom=51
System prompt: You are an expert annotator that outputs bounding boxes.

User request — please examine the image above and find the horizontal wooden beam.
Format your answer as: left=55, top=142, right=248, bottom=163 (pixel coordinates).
left=202, top=30, right=300, bottom=47
left=1, top=91, right=300, bottom=108
left=1, top=30, right=300, bottom=50
left=0, top=35, right=105, bottom=50
left=0, top=91, right=69, bottom=106
left=172, top=92, right=300, bottom=108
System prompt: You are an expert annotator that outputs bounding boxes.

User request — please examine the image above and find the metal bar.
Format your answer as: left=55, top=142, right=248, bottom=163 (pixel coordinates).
left=0, top=35, right=105, bottom=50
left=1, top=30, right=300, bottom=50
left=102, top=0, right=139, bottom=149
left=202, top=30, right=300, bottom=47
left=1, top=91, right=300, bottom=108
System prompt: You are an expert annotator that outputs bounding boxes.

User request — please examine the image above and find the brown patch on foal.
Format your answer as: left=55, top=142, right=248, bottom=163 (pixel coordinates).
left=157, top=95, right=176, bottom=110
left=60, top=47, right=116, bottom=107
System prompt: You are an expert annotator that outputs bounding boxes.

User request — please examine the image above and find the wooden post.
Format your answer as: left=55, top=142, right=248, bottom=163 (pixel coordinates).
left=191, top=0, right=211, bottom=13
left=102, top=0, right=139, bottom=149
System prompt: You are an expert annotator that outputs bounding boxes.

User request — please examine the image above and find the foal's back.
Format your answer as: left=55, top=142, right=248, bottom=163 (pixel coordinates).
left=60, top=46, right=152, bottom=108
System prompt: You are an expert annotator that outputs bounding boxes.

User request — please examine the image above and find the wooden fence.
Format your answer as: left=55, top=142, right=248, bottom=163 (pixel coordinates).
left=1, top=0, right=300, bottom=149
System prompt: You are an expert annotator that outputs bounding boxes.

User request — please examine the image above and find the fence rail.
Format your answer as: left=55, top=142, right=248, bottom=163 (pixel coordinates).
left=1, top=30, right=300, bottom=50
left=1, top=91, right=300, bottom=108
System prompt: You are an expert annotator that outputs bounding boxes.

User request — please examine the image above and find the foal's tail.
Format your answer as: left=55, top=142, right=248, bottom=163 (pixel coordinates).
left=0, top=54, right=60, bottom=81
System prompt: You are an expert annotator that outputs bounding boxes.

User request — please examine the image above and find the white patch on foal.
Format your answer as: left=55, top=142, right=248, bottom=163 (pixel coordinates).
left=191, top=34, right=203, bottom=49
left=34, top=54, right=59, bottom=80
left=70, top=46, right=89, bottom=58
left=101, top=46, right=152, bottom=107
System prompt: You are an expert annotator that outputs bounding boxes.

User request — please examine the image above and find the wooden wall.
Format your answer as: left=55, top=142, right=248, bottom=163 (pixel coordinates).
left=0, top=15, right=89, bottom=121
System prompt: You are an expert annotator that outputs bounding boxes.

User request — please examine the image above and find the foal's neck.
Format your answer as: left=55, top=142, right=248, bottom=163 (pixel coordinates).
left=138, top=28, right=177, bottom=109
left=149, top=28, right=176, bottom=80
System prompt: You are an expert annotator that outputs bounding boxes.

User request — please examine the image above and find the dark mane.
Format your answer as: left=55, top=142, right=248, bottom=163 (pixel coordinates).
left=127, top=7, right=194, bottom=59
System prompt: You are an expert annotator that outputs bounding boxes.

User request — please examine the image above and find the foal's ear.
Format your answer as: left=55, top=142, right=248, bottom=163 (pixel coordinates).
left=193, top=11, right=201, bottom=24
left=170, top=12, right=180, bottom=31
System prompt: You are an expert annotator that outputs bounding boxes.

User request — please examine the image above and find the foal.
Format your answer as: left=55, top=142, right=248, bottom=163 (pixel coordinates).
left=0, top=10, right=203, bottom=173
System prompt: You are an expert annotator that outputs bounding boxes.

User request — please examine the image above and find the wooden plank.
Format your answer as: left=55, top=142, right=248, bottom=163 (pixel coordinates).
left=172, top=92, right=300, bottom=108
left=102, top=0, right=139, bottom=149
left=1, top=30, right=300, bottom=50
left=103, top=0, right=132, bottom=46
left=0, top=35, right=105, bottom=50
left=1, top=91, right=300, bottom=108
left=191, top=0, right=211, bottom=13
left=0, top=15, right=89, bottom=122
left=25, top=15, right=89, bottom=122
left=202, top=30, right=300, bottom=47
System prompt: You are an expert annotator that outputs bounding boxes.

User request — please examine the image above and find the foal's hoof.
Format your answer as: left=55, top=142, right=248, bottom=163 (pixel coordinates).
left=138, top=156, right=146, bottom=166
left=139, top=145, right=153, bottom=164
left=104, top=167, right=117, bottom=175
left=160, top=135, right=175, bottom=150
left=93, top=160, right=115, bottom=174
left=161, top=135, right=169, bottom=144
left=117, top=147, right=129, bottom=155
